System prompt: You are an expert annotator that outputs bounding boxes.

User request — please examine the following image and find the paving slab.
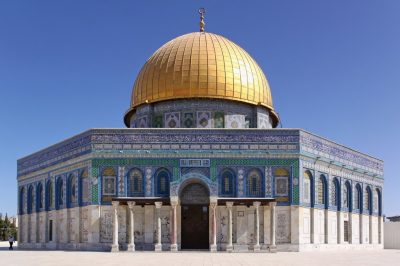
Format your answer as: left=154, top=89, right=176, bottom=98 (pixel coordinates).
left=1, top=242, right=399, bottom=266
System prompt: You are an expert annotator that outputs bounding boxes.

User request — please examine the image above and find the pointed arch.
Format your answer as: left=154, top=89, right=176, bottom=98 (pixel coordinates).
left=56, top=177, right=64, bottom=209
left=36, top=182, right=44, bottom=211
left=303, top=170, right=313, bottom=205
left=330, top=177, right=340, bottom=210
left=375, top=188, right=382, bottom=216
left=80, top=169, right=90, bottom=204
left=365, top=186, right=372, bottom=214
left=19, top=187, right=25, bottom=215
left=128, top=168, right=144, bottom=196
left=102, top=167, right=117, bottom=196
left=219, top=168, right=236, bottom=197
left=27, top=185, right=34, bottom=214
left=155, top=168, right=171, bottom=196
left=67, top=174, right=77, bottom=207
left=354, top=183, right=362, bottom=211
left=317, top=174, right=327, bottom=207
left=46, top=180, right=54, bottom=210
left=343, top=181, right=352, bottom=211
left=246, top=168, right=263, bottom=197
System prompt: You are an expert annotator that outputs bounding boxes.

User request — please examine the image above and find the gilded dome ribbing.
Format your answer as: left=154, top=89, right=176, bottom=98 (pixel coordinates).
left=124, top=32, right=278, bottom=127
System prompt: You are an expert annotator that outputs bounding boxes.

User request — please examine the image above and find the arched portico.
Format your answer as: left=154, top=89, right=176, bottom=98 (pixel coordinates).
left=177, top=177, right=211, bottom=250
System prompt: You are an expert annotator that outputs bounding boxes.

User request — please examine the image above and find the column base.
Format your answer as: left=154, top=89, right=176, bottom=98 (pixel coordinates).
left=253, top=244, right=261, bottom=252
left=226, top=245, right=233, bottom=252
left=210, top=244, right=217, bottom=252
left=127, top=244, right=135, bottom=252
left=154, top=243, right=162, bottom=252
left=170, top=244, right=178, bottom=252
left=269, top=245, right=277, bottom=253
left=110, top=244, right=119, bottom=252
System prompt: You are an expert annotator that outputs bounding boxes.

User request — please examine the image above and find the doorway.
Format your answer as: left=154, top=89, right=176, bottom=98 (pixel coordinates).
left=180, top=182, right=210, bottom=250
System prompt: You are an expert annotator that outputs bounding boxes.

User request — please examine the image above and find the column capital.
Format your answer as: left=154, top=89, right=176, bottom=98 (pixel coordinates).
left=226, top=201, right=234, bottom=208
left=210, top=202, right=217, bottom=209
left=171, top=201, right=179, bottom=208
left=112, top=201, right=120, bottom=208
left=127, top=201, right=136, bottom=209
left=253, top=201, right=261, bottom=207
left=155, top=201, right=163, bottom=209
left=269, top=201, right=277, bottom=207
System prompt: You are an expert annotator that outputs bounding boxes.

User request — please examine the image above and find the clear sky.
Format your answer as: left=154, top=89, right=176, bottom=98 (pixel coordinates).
left=1, top=0, right=399, bottom=217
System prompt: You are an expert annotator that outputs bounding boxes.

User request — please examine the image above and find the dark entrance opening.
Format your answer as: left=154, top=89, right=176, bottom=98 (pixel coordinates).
left=180, top=182, right=209, bottom=250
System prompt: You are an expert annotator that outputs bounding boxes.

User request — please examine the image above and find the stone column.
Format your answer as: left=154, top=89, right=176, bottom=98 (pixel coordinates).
left=155, top=202, right=163, bottom=251
left=226, top=202, right=234, bottom=252
left=111, top=201, right=119, bottom=252
left=359, top=214, right=363, bottom=244
left=210, top=202, right=217, bottom=252
left=337, top=211, right=343, bottom=244
left=369, top=214, right=373, bottom=244
left=170, top=201, right=178, bottom=251
left=253, top=201, right=261, bottom=251
left=127, top=201, right=136, bottom=252
left=269, top=202, right=277, bottom=252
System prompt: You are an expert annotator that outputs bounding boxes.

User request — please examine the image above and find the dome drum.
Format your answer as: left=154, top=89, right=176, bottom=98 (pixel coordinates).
left=128, top=98, right=274, bottom=129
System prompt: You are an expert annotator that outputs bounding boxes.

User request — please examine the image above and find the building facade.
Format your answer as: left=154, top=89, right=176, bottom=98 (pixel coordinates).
left=17, top=26, right=384, bottom=252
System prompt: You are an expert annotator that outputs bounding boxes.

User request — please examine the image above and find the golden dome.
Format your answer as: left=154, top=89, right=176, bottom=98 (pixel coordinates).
left=124, top=32, right=279, bottom=127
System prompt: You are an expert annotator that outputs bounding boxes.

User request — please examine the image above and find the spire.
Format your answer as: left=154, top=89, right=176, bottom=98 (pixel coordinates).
left=199, top=8, right=205, bottom=32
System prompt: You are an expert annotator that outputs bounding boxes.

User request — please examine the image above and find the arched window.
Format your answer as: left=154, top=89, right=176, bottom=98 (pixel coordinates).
left=155, top=168, right=170, bottom=196
left=27, top=185, right=34, bottom=214
left=317, top=175, right=326, bottom=205
left=56, top=177, right=64, bottom=208
left=375, top=188, right=382, bottom=216
left=68, top=174, right=77, bottom=206
left=330, top=178, right=339, bottom=208
left=303, top=170, right=312, bottom=204
left=354, top=184, right=362, bottom=210
left=274, top=168, right=289, bottom=196
left=19, top=187, right=25, bottom=214
left=220, top=169, right=236, bottom=197
left=364, top=186, right=371, bottom=213
left=343, top=181, right=351, bottom=210
left=247, top=169, right=263, bottom=197
left=46, top=180, right=54, bottom=210
left=36, top=183, right=44, bottom=211
left=102, top=167, right=116, bottom=196
left=80, top=169, right=89, bottom=203
left=128, top=168, right=144, bottom=196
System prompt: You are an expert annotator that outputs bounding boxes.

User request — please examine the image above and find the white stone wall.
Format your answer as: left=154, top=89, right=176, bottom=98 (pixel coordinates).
left=385, top=222, right=400, bottom=249
left=18, top=205, right=384, bottom=252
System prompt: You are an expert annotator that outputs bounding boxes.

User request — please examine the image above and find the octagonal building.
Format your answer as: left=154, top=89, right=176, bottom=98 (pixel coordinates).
left=17, top=21, right=384, bottom=252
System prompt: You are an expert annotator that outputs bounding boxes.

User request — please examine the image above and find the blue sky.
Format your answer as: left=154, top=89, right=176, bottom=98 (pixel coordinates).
left=0, top=0, right=399, bottom=217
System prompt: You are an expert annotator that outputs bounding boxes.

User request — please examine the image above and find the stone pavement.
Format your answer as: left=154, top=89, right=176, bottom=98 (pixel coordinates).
left=1, top=242, right=399, bottom=266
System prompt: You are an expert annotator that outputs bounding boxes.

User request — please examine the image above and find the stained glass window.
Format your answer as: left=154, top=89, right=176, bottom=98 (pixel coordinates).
left=354, top=185, right=361, bottom=210
left=247, top=169, right=262, bottom=197
left=102, top=167, right=116, bottom=196
left=37, top=183, right=43, bottom=210
left=330, top=180, right=337, bottom=206
left=317, top=176, right=325, bottom=205
left=156, top=169, right=170, bottom=196
left=69, top=175, right=77, bottom=204
left=129, top=169, right=143, bottom=196
left=364, top=188, right=370, bottom=211
left=81, top=170, right=89, bottom=203
left=57, top=178, right=64, bottom=206
left=303, top=171, right=311, bottom=204
left=19, top=187, right=24, bottom=214
left=220, top=169, right=235, bottom=196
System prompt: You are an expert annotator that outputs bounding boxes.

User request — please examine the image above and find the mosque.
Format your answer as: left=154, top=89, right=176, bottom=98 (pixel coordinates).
left=17, top=10, right=384, bottom=252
